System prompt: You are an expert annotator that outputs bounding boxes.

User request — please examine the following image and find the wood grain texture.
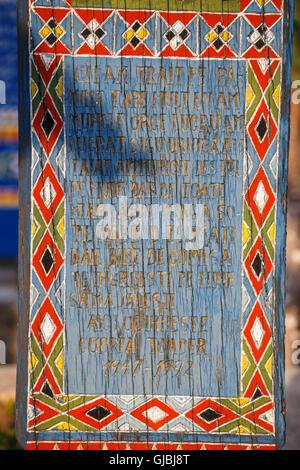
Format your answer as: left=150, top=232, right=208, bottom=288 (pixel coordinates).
left=16, top=0, right=294, bottom=450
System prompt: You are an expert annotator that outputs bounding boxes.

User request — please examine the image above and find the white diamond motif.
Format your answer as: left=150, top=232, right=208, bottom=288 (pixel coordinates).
left=143, top=406, right=167, bottom=423
left=257, top=58, right=270, bottom=73
left=173, top=20, right=184, bottom=34
left=265, top=30, right=275, bottom=44
left=261, top=409, right=274, bottom=424
left=249, top=30, right=261, bottom=43
left=250, top=317, right=265, bottom=349
left=41, top=177, right=56, bottom=209
left=40, top=313, right=56, bottom=344
left=165, top=20, right=190, bottom=51
left=81, top=19, right=106, bottom=49
left=253, top=181, right=268, bottom=213
left=248, top=28, right=274, bottom=46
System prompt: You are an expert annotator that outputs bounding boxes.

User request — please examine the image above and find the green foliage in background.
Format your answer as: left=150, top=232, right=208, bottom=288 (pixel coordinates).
left=0, top=401, right=20, bottom=450
left=0, top=429, right=19, bottom=450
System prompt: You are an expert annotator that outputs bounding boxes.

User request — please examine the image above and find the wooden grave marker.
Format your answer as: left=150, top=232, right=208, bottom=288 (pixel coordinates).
left=16, top=0, right=294, bottom=450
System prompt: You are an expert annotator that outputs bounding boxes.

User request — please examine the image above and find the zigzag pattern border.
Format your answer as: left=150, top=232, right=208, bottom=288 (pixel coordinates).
left=27, top=441, right=277, bottom=450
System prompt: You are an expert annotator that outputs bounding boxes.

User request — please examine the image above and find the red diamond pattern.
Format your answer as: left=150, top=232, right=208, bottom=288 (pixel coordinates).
left=33, top=92, right=63, bottom=156
left=130, top=398, right=179, bottom=430
left=245, top=166, right=275, bottom=229
left=248, top=99, right=277, bottom=161
left=245, top=236, right=273, bottom=295
left=31, top=297, right=63, bottom=358
left=185, top=399, right=237, bottom=432
left=32, top=231, right=63, bottom=292
left=33, top=162, right=64, bottom=225
left=244, top=302, right=272, bottom=363
left=69, top=398, right=123, bottom=430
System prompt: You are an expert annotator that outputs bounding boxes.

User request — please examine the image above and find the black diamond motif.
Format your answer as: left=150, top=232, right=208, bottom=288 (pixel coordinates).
left=81, top=28, right=91, bottom=39
left=41, top=248, right=54, bottom=274
left=252, top=253, right=262, bottom=278
left=45, top=32, right=58, bottom=46
left=257, top=24, right=268, bottom=36
left=48, top=19, right=57, bottom=30
left=95, top=27, right=105, bottom=39
left=42, top=110, right=55, bottom=138
left=213, top=37, right=224, bottom=50
left=165, top=30, right=175, bottom=42
left=86, top=406, right=112, bottom=422
left=254, top=38, right=266, bottom=50
left=41, top=381, right=55, bottom=399
left=256, top=116, right=268, bottom=141
left=179, top=28, right=189, bottom=41
left=252, top=387, right=263, bottom=400
left=130, top=36, right=140, bottom=48
left=215, top=24, right=224, bottom=34
left=199, top=408, right=222, bottom=423
left=132, top=21, right=141, bottom=32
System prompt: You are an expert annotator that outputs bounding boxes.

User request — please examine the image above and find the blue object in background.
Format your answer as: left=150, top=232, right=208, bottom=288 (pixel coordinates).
left=0, top=0, right=18, bottom=106
left=0, top=0, right=18, bottom=258
left=0, top=179, right=18, bottom=258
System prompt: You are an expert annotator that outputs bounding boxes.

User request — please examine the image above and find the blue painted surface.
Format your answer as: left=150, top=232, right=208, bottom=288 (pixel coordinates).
left=27, top=430, right=276, bottom=444
left=65, top=57, right=245, bottom=396
left=0, top=0, right=18, bottom=258
left=15, top=0, right=31, bottom=450
left=16, top=0, right=295, bottom=449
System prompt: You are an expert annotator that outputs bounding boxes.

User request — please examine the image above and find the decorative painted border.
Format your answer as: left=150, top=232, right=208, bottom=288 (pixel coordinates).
left=30, top=5, right=283, bottom=59
left=17, top=0, right=292, bottom=450
left=27, top=441, right=277, bottom=450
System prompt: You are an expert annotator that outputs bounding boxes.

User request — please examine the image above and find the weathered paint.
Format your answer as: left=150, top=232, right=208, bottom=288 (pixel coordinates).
left=16, top=0, right=294, bottom=450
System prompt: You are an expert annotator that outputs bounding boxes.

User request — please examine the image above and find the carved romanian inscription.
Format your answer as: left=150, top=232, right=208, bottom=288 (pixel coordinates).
left=64, top=59, right=245, bottom=396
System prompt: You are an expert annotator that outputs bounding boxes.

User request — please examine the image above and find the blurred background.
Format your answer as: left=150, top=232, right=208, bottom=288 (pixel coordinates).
left=0, top=0, right=299, bottom=450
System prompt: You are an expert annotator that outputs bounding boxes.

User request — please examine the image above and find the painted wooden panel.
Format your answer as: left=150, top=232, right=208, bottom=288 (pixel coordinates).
left=16, top=0, right=294, bottom=450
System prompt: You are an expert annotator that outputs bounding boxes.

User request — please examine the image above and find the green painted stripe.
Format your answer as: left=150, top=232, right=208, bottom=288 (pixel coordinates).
left=216, top=417, right=270, bottom=435
left=72, top=0, right=241, bottom=12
